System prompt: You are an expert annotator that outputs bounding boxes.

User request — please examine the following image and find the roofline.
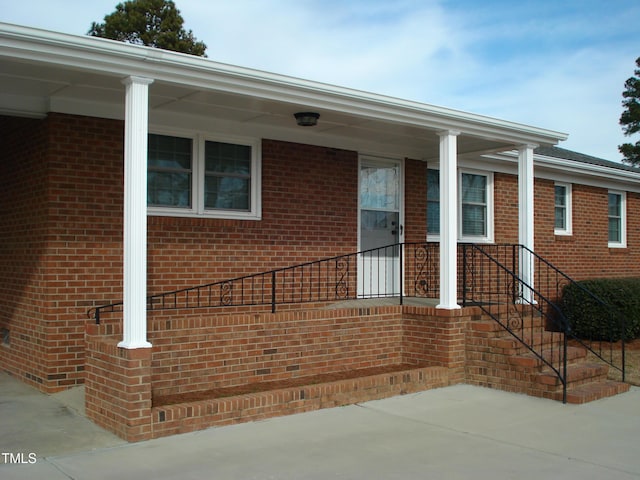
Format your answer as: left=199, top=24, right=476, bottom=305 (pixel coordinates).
left=486, top=149, right=640, bottom=191
left=0, top=22, right=568, bottom=147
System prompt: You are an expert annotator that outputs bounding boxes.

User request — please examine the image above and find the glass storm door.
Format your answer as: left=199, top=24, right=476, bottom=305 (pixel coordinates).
left=358, top=158, right=403, bottom=297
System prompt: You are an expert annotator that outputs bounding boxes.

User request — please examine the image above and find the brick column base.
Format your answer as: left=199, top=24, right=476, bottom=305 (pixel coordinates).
left=402, top=305, right=474, bottom=384
left=85, top=324, right=152, bottom=442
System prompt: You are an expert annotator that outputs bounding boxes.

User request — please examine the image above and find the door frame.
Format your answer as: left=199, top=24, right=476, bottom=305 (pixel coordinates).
left=357, top=155, right=405, bottom=297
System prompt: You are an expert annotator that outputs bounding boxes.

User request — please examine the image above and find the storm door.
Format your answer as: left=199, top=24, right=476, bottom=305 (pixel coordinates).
left=358, top=157, right=403, bottom=297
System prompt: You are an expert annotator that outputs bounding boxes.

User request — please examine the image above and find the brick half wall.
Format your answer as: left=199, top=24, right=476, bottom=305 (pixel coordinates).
left=85, top=305, right=470, bottom=441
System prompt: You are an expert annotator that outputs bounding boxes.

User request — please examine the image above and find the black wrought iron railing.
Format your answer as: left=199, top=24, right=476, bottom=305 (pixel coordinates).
left=87, top=241, right=627, bottom=398
left=87, top=242, right=440, bottom=324
left=461, top=243, right=626, bottom=403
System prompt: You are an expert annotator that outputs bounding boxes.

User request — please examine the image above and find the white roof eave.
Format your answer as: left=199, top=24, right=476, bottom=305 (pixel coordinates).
left=485, top=150, right=640, bottom=191
left=0, top=22, right=568, bottom=147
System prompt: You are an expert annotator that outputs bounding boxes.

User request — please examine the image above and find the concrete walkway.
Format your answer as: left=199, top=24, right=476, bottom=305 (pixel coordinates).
left=1, top=372, right=639, bottom=479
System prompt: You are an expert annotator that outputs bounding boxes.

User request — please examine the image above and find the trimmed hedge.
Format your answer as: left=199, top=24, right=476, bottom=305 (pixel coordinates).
left=559, top=278, right=640, bottom=342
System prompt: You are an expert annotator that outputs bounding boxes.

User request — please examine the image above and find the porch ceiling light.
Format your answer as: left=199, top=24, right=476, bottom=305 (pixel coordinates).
left=294, top=112, right=320, bottom=127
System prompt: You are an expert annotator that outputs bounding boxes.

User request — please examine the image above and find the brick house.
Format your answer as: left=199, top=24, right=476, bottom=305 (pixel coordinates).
left=1, top=24, right=637, bottom=440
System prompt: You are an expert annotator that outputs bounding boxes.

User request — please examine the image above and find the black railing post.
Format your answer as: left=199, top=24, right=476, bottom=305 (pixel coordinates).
left=399, top=243, right=403, bottom=305
left=461, top=244, right=467, bottom=307
left=563, top=332, right=568, bottom=404
left=512, top=244, right=518, bottom=303
left=95, top=308, right=100, bottom=325
left=271, top=271, right=276, bottom=313
left=622, top=314, right=626, bottom=382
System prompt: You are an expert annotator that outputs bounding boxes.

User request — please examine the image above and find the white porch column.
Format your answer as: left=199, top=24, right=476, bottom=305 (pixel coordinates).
left=119, top=76, right=154, bottom=349
left=518, top=144, right=536, bottom=303
left=437, top=130, right=461, bottom=310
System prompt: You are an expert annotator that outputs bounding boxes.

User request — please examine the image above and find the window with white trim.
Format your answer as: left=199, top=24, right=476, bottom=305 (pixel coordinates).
left=426, top=169, right=440, bottom=236
left=148, top=134, right=193, bottom=208
left=147, top=133, right=261, bottom=219
left=426, top=168, right=494, bottom=242
left=608, top=191, right=626, bottom=247
left=554, top=182, right=572, bottom=235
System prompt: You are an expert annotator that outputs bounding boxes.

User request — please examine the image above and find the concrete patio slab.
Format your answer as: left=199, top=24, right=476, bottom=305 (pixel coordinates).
left=1, top=372, right=638, bottom=479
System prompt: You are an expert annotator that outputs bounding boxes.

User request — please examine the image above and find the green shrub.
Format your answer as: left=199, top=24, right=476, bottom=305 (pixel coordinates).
left=559, top=278, right=640, bottom=342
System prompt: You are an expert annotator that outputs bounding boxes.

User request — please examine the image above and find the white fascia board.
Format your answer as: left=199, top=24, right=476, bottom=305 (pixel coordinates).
left=535, top=154, right=640, bottom=192
left=0, top=23, right=567, bottom=147
left=484, top=151, right=640, bottom=193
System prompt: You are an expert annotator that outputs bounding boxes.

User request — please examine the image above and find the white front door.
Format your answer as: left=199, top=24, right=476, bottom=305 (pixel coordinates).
left=358, top=157, right=403, bottom=297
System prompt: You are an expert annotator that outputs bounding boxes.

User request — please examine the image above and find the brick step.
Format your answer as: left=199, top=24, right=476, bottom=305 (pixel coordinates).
left=508, top=345, right=587, bottom=369
left=490, top=331, right=564, bottom=352
left=470, top=316, right=547, bottom=335
left=564, top=380, right=631, bottom=404
left=536, top=362, right=609, bottom=388
left=469, top=315, right=630, bottom=405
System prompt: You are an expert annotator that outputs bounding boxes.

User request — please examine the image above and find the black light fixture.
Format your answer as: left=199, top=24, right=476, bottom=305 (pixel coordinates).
left=294, top=112, right=320, bottom=127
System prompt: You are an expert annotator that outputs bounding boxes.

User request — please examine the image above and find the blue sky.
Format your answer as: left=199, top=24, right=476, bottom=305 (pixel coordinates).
left=2, top=0, right=639, bottom=162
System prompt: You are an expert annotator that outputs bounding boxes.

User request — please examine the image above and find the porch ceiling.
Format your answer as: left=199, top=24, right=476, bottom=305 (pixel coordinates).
left=0, top=23, right=567, bottom=160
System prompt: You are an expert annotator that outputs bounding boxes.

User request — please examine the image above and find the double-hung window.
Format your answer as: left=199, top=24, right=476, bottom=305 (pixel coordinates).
left=427, top=168, right=493, bottom=242
left=554, top=182, right=572, bottom=235
left=460, top=172, right=490, bottom=239
left=608, top=191, right=626, bottom=247
left=147, top=133, right=261, bottom=219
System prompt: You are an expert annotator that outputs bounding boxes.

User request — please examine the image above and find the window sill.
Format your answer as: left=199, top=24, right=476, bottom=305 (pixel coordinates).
left=148, top=209, right=261, bottom=221
left=425, top=236, right=495, bottom=244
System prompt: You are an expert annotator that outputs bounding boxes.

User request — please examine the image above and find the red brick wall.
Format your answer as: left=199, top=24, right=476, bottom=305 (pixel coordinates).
left=488, top=172, right=640, bottom=281
left=3, top=111, right=640, bottom=393
left=0, top=115, right=50, bottom=388
left=147, top=140, right=358, bottom=294
left=534, top=178, right=640, bottom=281
left=0, top=113, right=126, bottom=392
left=405, top=158, right=427, bottom=243
left=494, top=173, right=520, bottom=243
left=1, top=113, right=362, bottom=391
left=148, top=306, right=406, bottom=398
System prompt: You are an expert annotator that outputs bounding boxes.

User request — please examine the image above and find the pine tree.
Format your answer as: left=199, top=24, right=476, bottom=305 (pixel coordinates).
left=88, top=0, right=207, bottom=57
left=619, top=57, right=640, bottom=165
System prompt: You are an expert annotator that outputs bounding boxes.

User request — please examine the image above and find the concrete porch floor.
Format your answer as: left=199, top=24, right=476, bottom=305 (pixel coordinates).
left=323, top=296, right=440, bottom=309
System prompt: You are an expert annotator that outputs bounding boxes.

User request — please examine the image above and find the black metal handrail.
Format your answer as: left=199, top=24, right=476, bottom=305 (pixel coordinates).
left=520, top=244, right=626, bottom=382
left=87, top=242, right=440, bottom=324
left=461, top=243, right=570, bottom=402
left=461, top=243, right=627, bottom=403
left=87, top=241, right=627, bottom=393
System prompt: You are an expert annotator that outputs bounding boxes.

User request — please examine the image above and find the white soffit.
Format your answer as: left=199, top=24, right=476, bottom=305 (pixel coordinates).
left=0, top=22, right=568, bottom=153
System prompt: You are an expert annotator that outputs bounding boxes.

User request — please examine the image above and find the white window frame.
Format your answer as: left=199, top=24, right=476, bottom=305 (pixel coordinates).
left=147, top=129, right=262, bottom=220
left=608, top=190, right=626, bottom=248
left=554, top=182, right=572, bottom=236
left=426, top=168, right=494, bottom=244
left=426, top=168, right=440, bottom=240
